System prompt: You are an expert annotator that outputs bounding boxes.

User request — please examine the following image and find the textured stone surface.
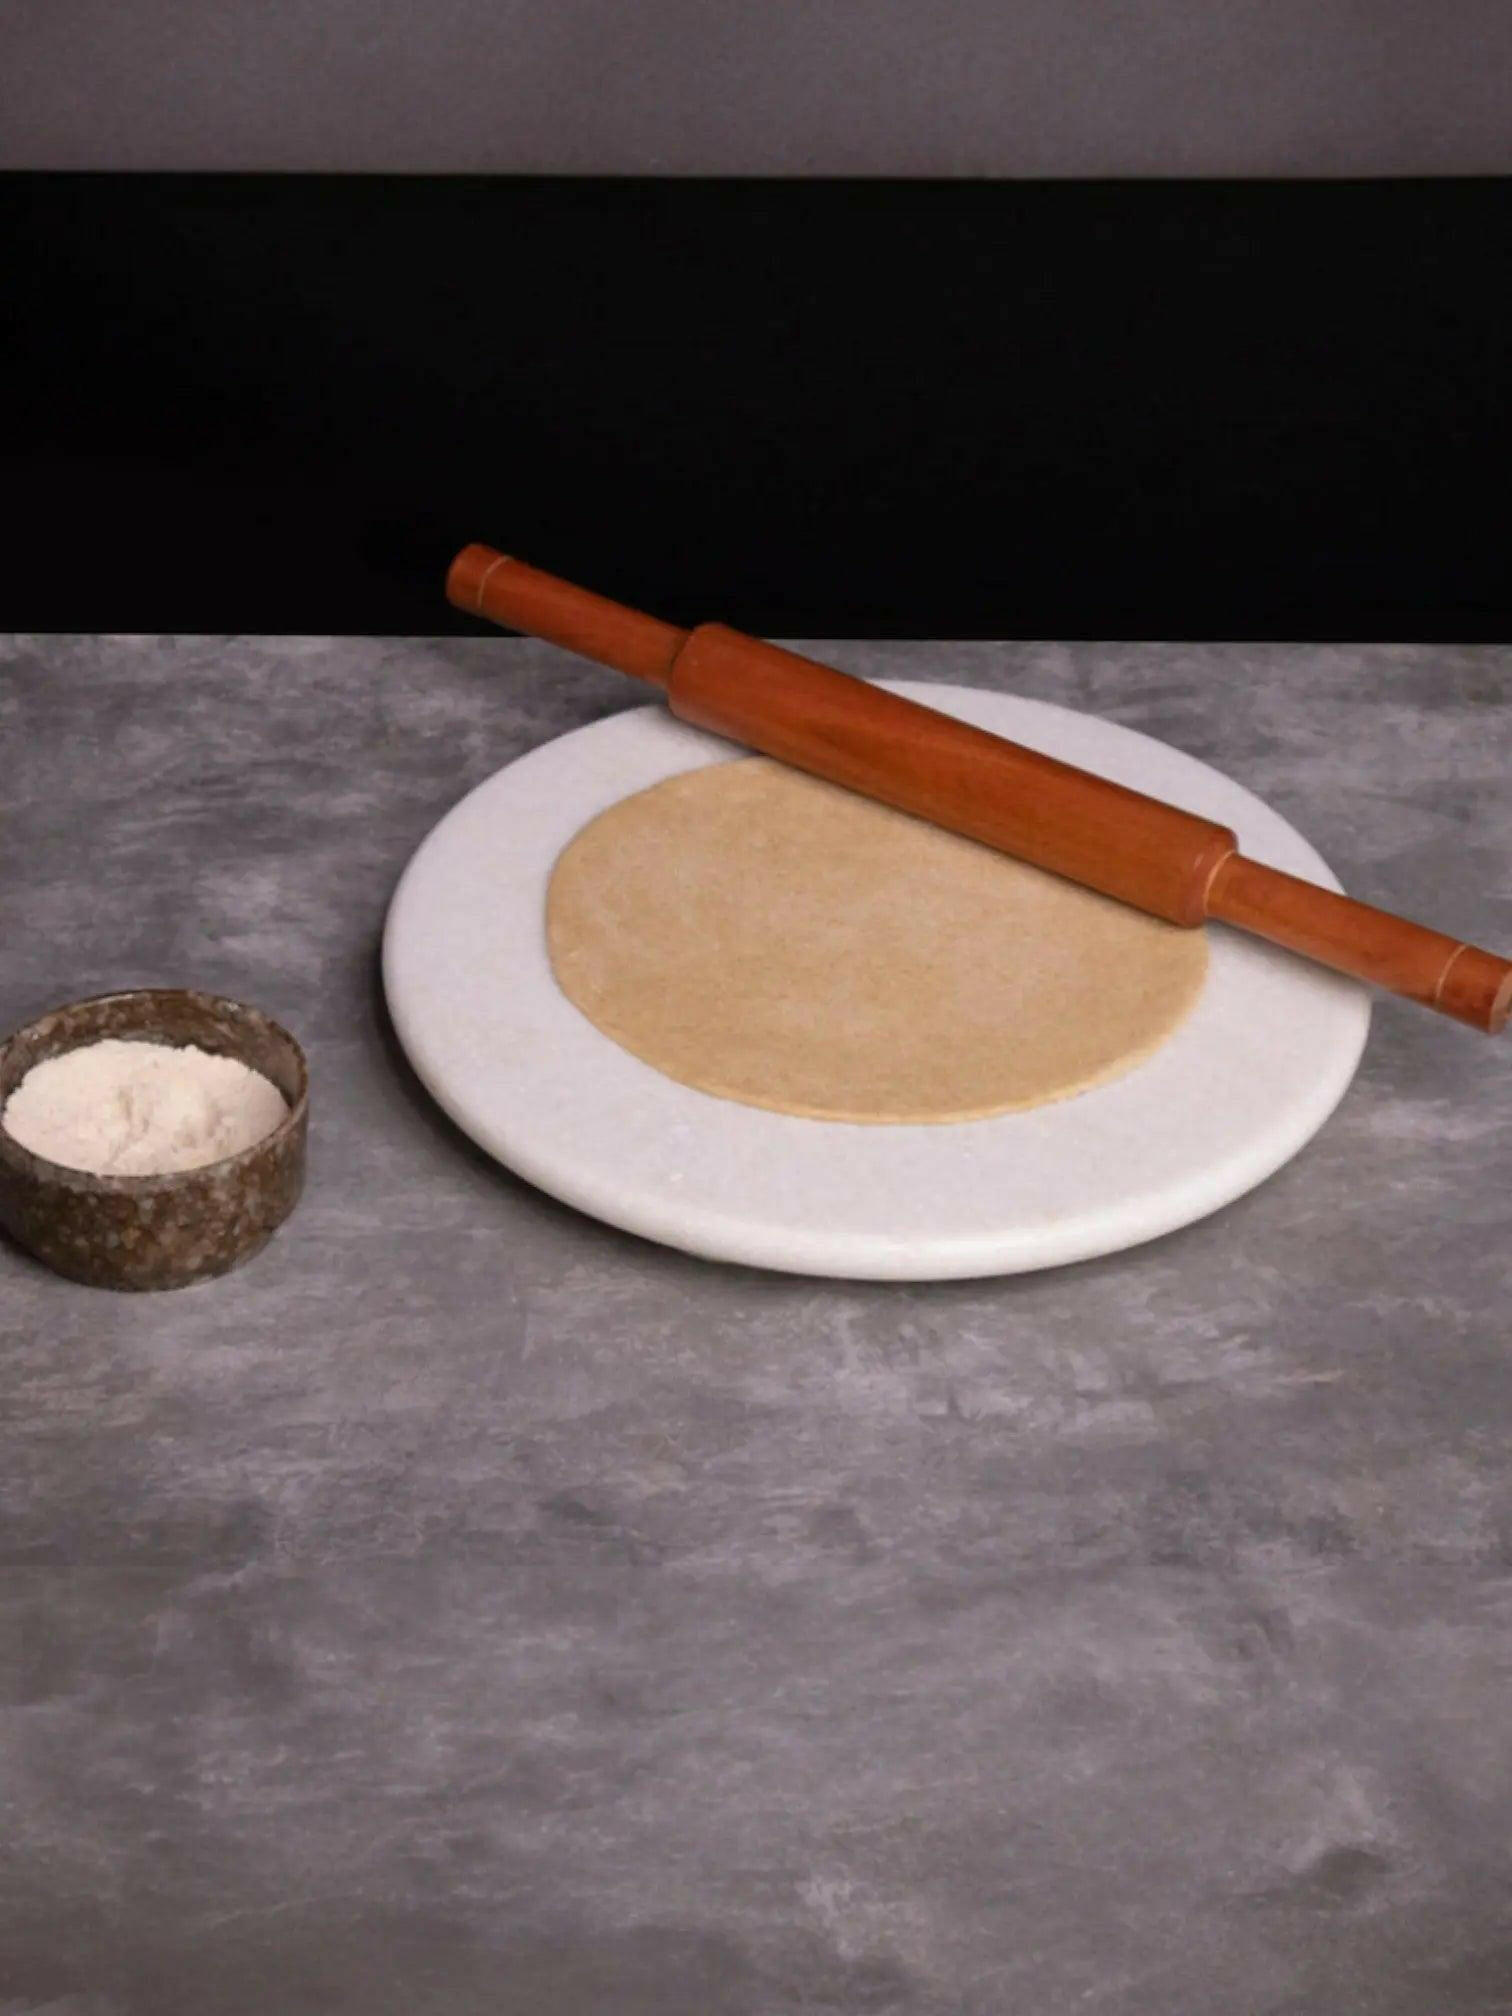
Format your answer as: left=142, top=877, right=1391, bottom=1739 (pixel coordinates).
left=1, top=633, right=1509, bottom=2014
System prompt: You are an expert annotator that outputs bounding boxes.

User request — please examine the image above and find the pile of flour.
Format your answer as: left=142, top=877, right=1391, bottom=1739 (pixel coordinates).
left=2, top=1038, right=288, bottom=1176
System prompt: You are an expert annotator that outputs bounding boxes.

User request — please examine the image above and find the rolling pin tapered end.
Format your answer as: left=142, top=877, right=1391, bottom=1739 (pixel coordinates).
left=1437, top=943, right=1512, bottom=1035
left=446, top=542, right=510, bottom=615
left=446, top=545, right=685, bottom=685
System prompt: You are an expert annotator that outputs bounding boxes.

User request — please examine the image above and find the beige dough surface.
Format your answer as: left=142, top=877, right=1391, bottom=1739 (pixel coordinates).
left=545, top=758, right=1209, bottom=1124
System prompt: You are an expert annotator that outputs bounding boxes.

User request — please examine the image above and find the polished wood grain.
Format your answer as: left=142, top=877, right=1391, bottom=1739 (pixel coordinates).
left=450, top=547, right=1511, bottom=1033
left=667, top=624, right=1236, bottom=926
left=446, top=546, right=685, bottom=687
left=1206, top=857, right=1512, bottom=1033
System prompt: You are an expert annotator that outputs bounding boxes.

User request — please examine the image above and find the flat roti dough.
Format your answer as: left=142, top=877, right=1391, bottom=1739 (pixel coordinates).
left=546, top=758, right=1209, bottom=1124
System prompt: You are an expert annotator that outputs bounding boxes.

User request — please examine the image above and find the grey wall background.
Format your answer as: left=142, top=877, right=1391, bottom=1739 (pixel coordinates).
left=3, top=0, right=1511, bottom=177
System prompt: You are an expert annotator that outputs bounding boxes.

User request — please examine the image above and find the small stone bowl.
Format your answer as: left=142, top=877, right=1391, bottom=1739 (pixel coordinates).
left=0, top=989, right=308, bottom=1291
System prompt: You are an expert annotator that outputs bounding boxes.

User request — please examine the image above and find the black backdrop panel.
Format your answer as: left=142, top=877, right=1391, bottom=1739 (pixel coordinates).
left=3, top=174, right=1508, bottom=638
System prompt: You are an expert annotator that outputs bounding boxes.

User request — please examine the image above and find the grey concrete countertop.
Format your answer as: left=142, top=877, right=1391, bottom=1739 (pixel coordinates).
left=2, top=635, right=1510, bottom=2015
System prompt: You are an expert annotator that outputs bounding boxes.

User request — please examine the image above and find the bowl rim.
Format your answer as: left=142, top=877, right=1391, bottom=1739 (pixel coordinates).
left=0, top=987, right=309, bottom=1194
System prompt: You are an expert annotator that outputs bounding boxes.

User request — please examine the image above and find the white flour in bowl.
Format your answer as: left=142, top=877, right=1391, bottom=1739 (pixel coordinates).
left=2, top=1038, right=289, bottom=1176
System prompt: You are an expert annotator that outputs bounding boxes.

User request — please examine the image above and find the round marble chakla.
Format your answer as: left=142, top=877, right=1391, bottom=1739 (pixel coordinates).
left=383, top=683, right=1370, bottom=1279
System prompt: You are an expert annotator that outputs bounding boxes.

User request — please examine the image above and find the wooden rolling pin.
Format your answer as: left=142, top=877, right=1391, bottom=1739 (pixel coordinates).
left=447, top=544, right=1512, bottom=1034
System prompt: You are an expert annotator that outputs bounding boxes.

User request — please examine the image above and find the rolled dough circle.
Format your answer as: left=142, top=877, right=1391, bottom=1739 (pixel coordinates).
left=546, top=757, right=1209, bottom=1124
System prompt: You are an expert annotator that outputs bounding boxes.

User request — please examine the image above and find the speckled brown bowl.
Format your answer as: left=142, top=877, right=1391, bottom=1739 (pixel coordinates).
left=0, top=989, right=308, bottom=1291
